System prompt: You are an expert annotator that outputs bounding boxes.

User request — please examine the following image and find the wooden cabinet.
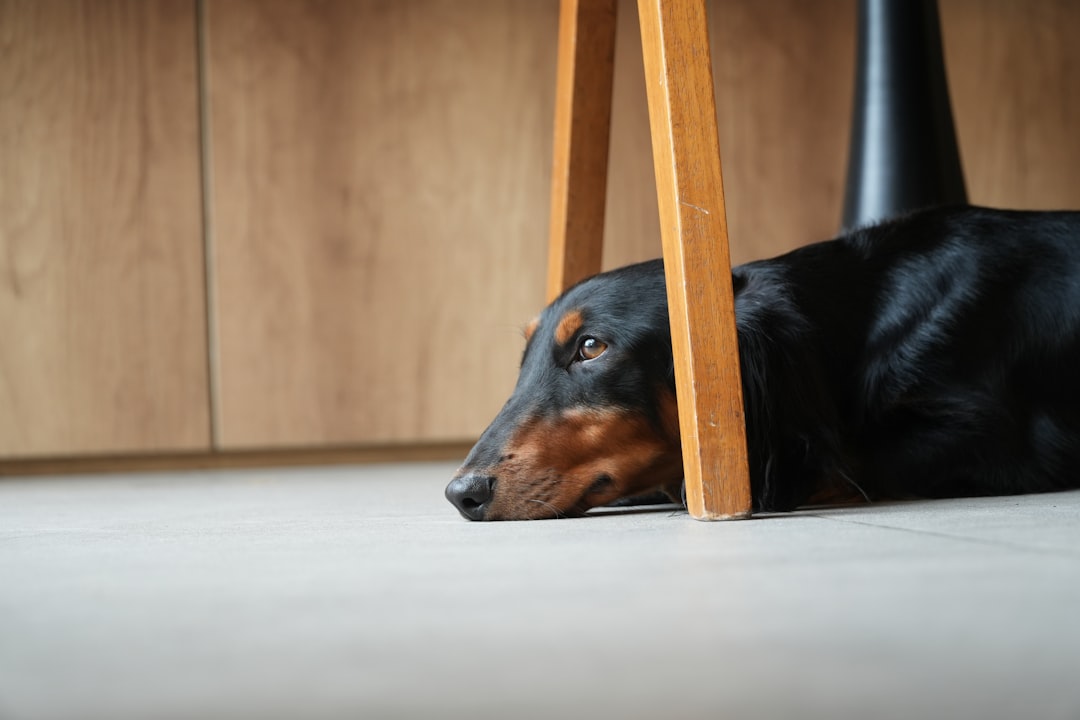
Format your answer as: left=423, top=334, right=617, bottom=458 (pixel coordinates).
left=604, top=0, right=858, bottom=269
left=203, top=0, right=558, bottom=449
left=2, top=0, right=1079, bottom=464
left=0, top=0, right=210, bottom=457
left=943, top=0, right=1080, bottom=209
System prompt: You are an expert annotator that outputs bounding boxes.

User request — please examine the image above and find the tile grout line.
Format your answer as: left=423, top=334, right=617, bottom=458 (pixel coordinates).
left=805, top=512, right=1080, bottom=560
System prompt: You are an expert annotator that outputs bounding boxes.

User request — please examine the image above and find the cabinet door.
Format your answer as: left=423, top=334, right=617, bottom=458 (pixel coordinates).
left=942, top=0, right=1080, bottom=208
left=0, top=0, right=210, bottom=457
left=205, top=1, right=556, bottom=449
left=602, top=0, right=856, bottom=270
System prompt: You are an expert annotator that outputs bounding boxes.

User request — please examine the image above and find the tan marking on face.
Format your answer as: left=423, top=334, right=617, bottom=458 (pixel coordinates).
left=480, top=402, right=684, bottom=520
left=523, top=317, right=539, bottom=342
left=554, top=309, right=584, bottom=346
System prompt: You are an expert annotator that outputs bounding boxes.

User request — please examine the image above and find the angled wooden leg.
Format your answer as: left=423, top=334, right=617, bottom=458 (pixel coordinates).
left=637, top=0, right=752, bottom=520
left=546, top=0, right=618, bottom=302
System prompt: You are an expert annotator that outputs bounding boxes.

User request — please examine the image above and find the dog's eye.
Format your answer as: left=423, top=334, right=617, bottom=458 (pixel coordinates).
left=577, top=337, right=608, bottom=361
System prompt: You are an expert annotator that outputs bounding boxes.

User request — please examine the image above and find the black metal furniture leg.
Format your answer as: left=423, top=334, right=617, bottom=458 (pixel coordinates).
left=843, top=0, right=967, bottom=230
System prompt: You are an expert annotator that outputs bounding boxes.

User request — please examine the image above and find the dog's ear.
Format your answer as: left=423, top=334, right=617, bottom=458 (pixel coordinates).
left=737, top=294, right=852, bottom=512
left=660, top=271, right=746, bottom=396
left=662, top=348, right=677, bottom=392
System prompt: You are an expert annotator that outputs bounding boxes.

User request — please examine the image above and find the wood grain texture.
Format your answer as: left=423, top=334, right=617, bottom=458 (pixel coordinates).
left=605, top=0, right=856, bottom=270
left=606, top=0, right=1080, bottom=272
left=941, top=0, right=1080, bottom=209
left=708, top=0, right=855, bottom=257
left=546, top=0, right=617, bottom=302
left=0, top=0, right=210, bottom=457
left=206, top=1, right=557, bottom=449
left=601, top=0, right=662, bottom=268
left=637, top=0, right=752, bottom=520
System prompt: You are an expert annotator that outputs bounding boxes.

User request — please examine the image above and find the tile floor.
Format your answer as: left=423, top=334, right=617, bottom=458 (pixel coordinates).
left=1, top=462, right=1078, bottom=720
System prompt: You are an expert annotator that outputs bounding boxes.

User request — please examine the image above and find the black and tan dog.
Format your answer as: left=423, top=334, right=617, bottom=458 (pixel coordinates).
left=445, top=206, right=1080, bottom=520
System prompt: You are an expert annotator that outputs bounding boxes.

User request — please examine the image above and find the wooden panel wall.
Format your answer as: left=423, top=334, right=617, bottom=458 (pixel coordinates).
left=205, top=1, right=558, bottom=448
left=205, top=0, right=1080, bottom=450
left=942, top=0, right=1080, bottom=209
left=606, top=0, right=1080, bottom=269
left=0, top=0, right=209, bottom=457
left=604, top=0, right=856, bottom=270
left=2, top=0, right=1078, bottom=462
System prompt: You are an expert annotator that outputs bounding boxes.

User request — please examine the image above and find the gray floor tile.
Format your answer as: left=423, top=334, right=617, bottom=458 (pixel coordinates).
left=1, top=464, right=1078, bottom=720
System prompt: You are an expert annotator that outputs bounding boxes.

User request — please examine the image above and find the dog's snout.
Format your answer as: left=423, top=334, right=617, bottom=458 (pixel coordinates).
left=445, top=474, right=496, bottom=521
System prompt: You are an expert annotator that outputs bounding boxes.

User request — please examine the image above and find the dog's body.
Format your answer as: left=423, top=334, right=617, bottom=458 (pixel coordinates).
left=446, top=206, right=1080, bottom=520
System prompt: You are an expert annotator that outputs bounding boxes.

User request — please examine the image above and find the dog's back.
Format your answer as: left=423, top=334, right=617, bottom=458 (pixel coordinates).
left=735, top=206, right=1080, bottom=506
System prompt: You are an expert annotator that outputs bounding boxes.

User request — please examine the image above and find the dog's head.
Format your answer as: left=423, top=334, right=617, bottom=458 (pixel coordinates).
left=445, top=260, right=685, bottom=520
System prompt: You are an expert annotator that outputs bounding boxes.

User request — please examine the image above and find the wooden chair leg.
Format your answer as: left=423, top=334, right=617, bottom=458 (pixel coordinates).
left=546, top=0, right=618, bottom=302
left=637, top=0, right=752, bottom=520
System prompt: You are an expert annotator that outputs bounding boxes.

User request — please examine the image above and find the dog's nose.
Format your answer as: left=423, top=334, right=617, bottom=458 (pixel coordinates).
left=445, top=474, right=495, bottom=521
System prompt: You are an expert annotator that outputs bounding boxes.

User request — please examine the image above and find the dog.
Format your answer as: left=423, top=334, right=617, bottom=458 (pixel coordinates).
left=445, top=205, right=1080, bottom=520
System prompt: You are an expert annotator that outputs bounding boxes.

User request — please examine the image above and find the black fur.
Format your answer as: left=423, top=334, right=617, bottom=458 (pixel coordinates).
left=446, top=206, right=1080, bottom=520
